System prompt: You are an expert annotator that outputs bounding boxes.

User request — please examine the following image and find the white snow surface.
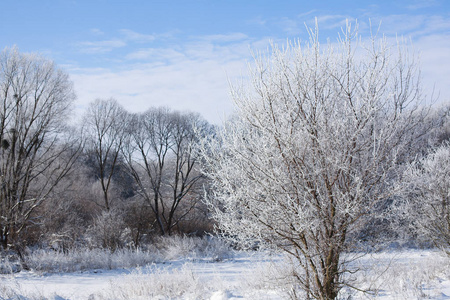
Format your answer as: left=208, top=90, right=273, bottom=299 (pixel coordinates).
left=1, top=250, right=450, bottom=299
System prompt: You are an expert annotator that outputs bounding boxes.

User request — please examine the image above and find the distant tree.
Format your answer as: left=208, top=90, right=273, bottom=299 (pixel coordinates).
left=36, top=162, right=100, bottom=252
left=83, top=98, right=130, bottom=210
left=123, top=108, right=211, bottom=236
left=122, top=197, right=154, bottom=247
left=165, top=111, right=212, bottom=235
left=123, top=107, right=172, bottom=236
left=435, top=104, right=450, bottom=145
left=401, top=143, right=450, bottom=254
left=0, top=47, right=81, bottom=250
left=199, top=22, right=429, bottom=299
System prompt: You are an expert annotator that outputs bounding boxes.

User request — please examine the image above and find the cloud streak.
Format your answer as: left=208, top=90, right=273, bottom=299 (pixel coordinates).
left=119, top=29, right=156, bottom=42
left=70, top=14, right=450, bottom=125
left=70, top=60, right=242, bottom=124
left=77, top=29, right=167, bottom=55
left=78, top=39, right=127, bottom=54
left=70, top=32, right=261, bottom=124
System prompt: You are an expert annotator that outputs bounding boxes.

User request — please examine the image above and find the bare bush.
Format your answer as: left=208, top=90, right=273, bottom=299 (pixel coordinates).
left=86, top=209, right=130, bottom=251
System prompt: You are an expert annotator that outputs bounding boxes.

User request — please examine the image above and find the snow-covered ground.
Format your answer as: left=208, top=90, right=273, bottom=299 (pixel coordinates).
left=1, top=250, right=450, bottom=299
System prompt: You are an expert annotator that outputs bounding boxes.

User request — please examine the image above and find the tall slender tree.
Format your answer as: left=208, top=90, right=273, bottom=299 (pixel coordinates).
left=83, top=98, right=129, bottom=210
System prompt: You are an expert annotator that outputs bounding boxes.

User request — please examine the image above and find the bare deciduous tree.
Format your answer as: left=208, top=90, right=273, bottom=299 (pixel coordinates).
left=199, top=22, right=429, bottom=299
left=166, top=111, right=211, bottom=235
left=123, top=108, right=211, bottom=236
left=0, top=47, right=80, bottom=250
left=83, top=98, right=129, bottom=210
left=123, top=107, right=172, bottom=235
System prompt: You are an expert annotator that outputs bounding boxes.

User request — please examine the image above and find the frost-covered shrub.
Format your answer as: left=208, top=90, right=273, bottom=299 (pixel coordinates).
left=1, top=235, right=233, bottom=274
left=341, top=250, right=450, bottom=299
left=399, top=143, right=450, bottom=253
left=96, top=264, right=204, bottom=300
left=0, top=281, right=52, bottom=300
left=156, top=235, right=232, bottom=261
left=0, top=283, right=24, bottom=300
left=85, top=209, right=131, bottom=251
left=23, top=247, right=159, bottom=273
left=0, top=251, right=22, bottom=274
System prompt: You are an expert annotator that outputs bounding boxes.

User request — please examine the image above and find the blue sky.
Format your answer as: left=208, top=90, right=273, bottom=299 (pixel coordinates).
left=1, top=0, right=449, bottom=123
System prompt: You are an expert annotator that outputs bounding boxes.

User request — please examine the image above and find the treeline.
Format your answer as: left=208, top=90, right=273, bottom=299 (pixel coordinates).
left=0, top=47, right=214, bottom=252
left=0, top=45, right=449, bottom=261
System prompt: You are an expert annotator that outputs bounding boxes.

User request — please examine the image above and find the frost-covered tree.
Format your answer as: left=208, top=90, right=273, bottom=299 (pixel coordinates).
left=401, top=143, right=450, bottom=253
left=200, top=22, right=429, bottom=299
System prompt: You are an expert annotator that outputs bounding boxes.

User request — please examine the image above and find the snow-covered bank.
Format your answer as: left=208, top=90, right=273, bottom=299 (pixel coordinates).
left=0, top=252, right=279, bottom=300
left=1, top=250, right=449, bottom=299
left=347, top=250, right=450, bottom=299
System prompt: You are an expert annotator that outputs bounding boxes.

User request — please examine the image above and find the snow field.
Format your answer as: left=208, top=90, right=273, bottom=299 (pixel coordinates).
left=1, top=248, right=450, bottom=299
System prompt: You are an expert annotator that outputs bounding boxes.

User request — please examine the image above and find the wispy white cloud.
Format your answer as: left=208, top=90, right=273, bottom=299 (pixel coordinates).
left=297, top=10, right=317, bottom=19
left=70, top=60, right=241, bottom=124
left=77, top=29, right=173, bottom=55
left=119, top=29, right=156, bottom=42
left=70, top=12, right=450, bottom=125
left=412, top=15, right=450, bottom=36
left=414, top=33, right=450, bottom=102
left=197, top=33, right=249, bottom=43
left=183, top=41, right=250, bottom=62
left=247, top=16, right=267, bottom=26
left=362, top=14, right=450, bottom=39
left=313, top=15, right=352, bottom=29
left=90, top=28, right=104, bottom=36
left=406, top=0, right=439, bottom=10
left=78, top=39, right=126, bottom=53
left=125, top=33, right=260, bottom=64
left=278, top=17, right=303, bottom=35
left=70, top=33, right=262, bottom=124
left=277, top=14, right=355, bottom=37
left=125, top=48, right=186, bottom=62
